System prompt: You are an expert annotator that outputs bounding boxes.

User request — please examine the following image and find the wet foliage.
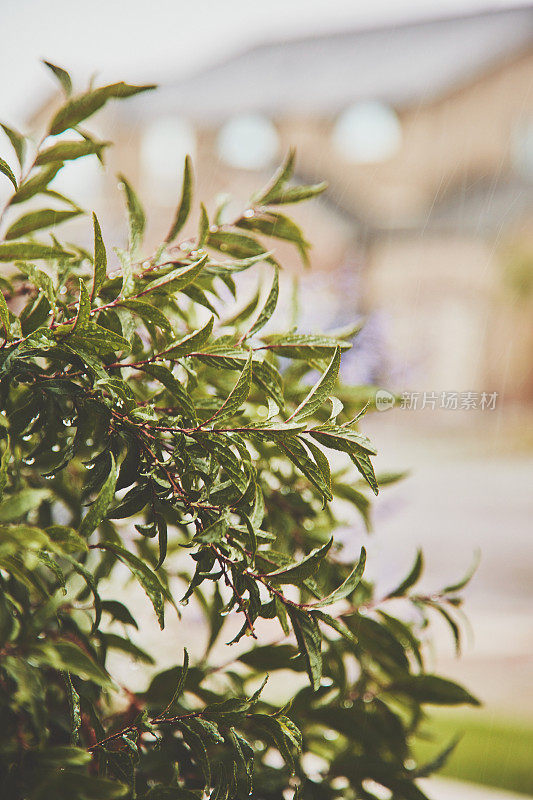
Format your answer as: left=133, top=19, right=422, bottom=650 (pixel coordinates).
left=0, top=64, right=478, bottom=800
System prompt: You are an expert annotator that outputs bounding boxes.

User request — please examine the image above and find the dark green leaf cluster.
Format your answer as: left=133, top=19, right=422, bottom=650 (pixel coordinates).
left=0, top=64, right=478, bottom=800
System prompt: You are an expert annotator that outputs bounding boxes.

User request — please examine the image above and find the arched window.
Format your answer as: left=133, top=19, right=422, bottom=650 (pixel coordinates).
left=333, top=101, right=402, bottom=164
left=217, top=114, right=279, bottom=170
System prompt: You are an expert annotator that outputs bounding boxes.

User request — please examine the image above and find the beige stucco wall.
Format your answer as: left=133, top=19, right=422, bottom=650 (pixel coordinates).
left=364, top=235, right=497, bottom=393
left=22, top=49, right=533, bottom=402
left=280, top=49, right=533, bottom=223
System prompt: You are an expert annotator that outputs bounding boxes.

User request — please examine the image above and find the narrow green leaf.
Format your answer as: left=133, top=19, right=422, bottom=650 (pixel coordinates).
left=14, top=263, right=55, bottom=306
left=179, top=722, right=212, bottom=786
left=0, top=241, right=72, bottom=262
left=309, top=547, right=366, bottom=608
left=31, top=640, right=111, bottom=686
left=64, top=323, right=131, bottom=355
left=314, top=610, right=358, bottom=644
left=263, top=333, right=350, bottom=360
left=5, top=208, right=81, bottom=240
left=263, top=182, right=327, bottom=206
left=161, top=316, right=213, bottom=358
left=160, top=649, right=189, bottom=716
left=0, top=438, right=10, bottom=499
left=207, top=230, right=271, bottom=262
left=46, top=525, right=88, bottom=554
left=303, top=437, right=332, bottom=502
left=413, top=737, right=461, bottom=779
left=252, top=358, right=285, bottom=408
left=0, top=157, right=17, bottom=190
left=35, top=140, right=108, bottom=166
left=143, top=254, right=208, bottom=295
left=350, top=450, right=379, bottom=496
left=193, top=515, right=229, bottom=544
left=155, top=514, right=168, bottom=569
left=181, top=284, right=217, bottom=316
left=142, top=364, right=196, bottom=418
left=237, top=212, right=310, bottom=264
left=242, top=514, right=257, bottom=565
left=388, top=550, right=423, bottom=598
left=92, top=213, right=107, bottom=299
left=101, top=600, right=138, bottom=629
left=251, top=713, right=300, bottom=773
left=42, top=188, right=80, bottom=208
left=64, top=672, right=82, bottom=743
left=431, top=604, right=462, bottom=656
left=222, top=287, right=260, bottom=327
left=253, top=148, right=295, bottom=205
left=10, top=164, right=62, bottom=205
left=195, top=432, right=250, bottom=494
left=377, top=611, right=424, bottom=669
left=103, top=633, right=154, bottom=664
left=266, top=538, right=332, bottom=585
left=287, top=607, right=322, bottom=691
left=198, top=203, right=209, bottom=247
left=309, top=424, right=376, bottom=455
left=229, top=727, right=254, bottom=791
left=292, top=347, right=340, bottom=421
left=193, top=345, right=249, bottom=370
left=442, top=550, right=481, bottom=594
left=39, top=551, right=66, bottom=591
left=205, top=584, right=225, bottom=654
left=277, top=437, right=332, bottom=501
left=119, top=174, right=145, bottom=253
left=62, top=554, right=102, bottom=633
left=242, top=422, right=308, bottom=444
left=119, top=299, right=173, bottom=336
left=0, top=489, right=50, bottom=523
left=166, top=155, right=193, bottom=242
left=95, top=541, right=168, bottom=629
left=1, top=123, right=26, bottom=166
left=389, top=674, right=480, bottom=706
left=107, top=483, right=149, bottom=520
left=247, top=267, right=279, bottom=337
left=72, top=279, right=91, bottom=330
left=79, top=454, right=117, bottom=537
left=0, top=291, right=11, bottom=340
left=374, top=470, right=408, bottom=486
left=210, top=352, right=252, bottom=423
left=249, top=483, right=265, bottom=530
left=43, top=60, right=72, bottom=95
left=49, top=82, right=156, bottom=135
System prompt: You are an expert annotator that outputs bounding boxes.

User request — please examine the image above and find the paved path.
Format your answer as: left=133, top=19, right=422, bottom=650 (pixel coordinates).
left=363, top=408, right=533, bottom=716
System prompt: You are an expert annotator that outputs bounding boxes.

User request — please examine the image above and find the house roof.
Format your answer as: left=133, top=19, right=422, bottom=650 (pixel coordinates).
left=125, top=6, right=533, bottom=123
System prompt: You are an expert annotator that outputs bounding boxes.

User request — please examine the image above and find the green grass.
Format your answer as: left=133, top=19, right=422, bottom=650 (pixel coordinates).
left=414, top=710, right=533, bottom=796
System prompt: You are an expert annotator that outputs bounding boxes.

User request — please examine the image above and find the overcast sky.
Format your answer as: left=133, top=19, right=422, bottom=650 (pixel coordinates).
left=0, top=0, right=529, bottom=124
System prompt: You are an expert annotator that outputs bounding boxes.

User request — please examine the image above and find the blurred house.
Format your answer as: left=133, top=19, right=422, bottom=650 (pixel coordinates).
left=30, top=6, right=533, bottom=399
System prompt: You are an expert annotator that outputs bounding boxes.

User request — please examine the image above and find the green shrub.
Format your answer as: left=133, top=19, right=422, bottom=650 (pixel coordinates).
left=0, top=64, right=478, bottom=800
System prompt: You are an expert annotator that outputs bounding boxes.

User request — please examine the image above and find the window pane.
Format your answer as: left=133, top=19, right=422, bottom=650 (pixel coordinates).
left=217, top=114, right=279, bottom=170
left=333, top=101, right=402, bottom=164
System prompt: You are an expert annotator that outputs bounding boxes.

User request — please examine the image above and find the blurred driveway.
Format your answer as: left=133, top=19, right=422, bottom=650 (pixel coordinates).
left=364, top=407, right=533, bottom=716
